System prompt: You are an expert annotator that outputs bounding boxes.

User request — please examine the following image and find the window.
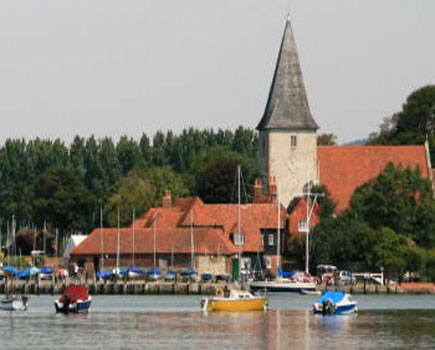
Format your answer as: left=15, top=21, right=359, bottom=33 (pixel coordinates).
left=290, top=135, right=297, bottom=147
left=268, top=233, right=274, bottom=246
left=233, top=233, right=245, bottom=246
left=265, top=257, right=272, bottom=269
left=298, top=220, right=308, bottom=232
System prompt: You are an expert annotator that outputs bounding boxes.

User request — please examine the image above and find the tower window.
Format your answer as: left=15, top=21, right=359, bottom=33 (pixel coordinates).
left=290, top=135, right=297, bottom=147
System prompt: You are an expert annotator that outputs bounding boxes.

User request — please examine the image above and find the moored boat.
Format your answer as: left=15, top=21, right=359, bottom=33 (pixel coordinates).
left=250, top=276, right=317, bottom=293
left=200, top=287, right=268, bottom=312
left=313, top=290, right=357, bottom=315
left=1, top=296, right=28, bottom=311
left=54, top=285, right=92, bottom=313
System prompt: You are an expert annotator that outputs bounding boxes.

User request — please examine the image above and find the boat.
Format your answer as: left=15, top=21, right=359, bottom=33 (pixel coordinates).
left=128, top=265, right=144, bottom=278
left=313, top=290, right=357, bottom=315
left=300, top=289, right=321, bottom=295
left=147, top=267, right=162, bottom=280
left=1, top=216, right=29, bottom=311
left=165, top=270, right=176, bottom=281
left=54, top=285, right=92, bottom=313
left=200, top=287, right=268, bottom=312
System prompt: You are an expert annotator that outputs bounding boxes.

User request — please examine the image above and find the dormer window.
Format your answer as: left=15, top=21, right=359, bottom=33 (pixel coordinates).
left=233, top=233, right=245, bottom=246
left=290, top=135, right=297, bottom=147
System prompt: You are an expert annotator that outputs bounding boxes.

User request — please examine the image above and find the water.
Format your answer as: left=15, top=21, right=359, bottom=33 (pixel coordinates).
left=1, top=294, right=434, bottom=349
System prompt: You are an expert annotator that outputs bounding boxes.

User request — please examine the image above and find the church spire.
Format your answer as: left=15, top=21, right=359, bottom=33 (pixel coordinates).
left=257, top=16, right=318, bottom=131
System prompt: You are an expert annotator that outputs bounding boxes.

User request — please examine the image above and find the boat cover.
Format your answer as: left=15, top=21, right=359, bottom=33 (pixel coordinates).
left=181, top=268, right=197, bottom=276
left=317, top=291, right=345, bottom=304
left=128, top=265, right=145, bottom=275
left=4, top=265, right=21, bottom=276
left=18, top=267, right=31, bottom=279
left=147, top=267, right=162, bottom=276
left=40, top=267, right=53, bottom=275
left=202, top=273, right=212, bottom=281
left=278, top=267, right=296, bottom=277
left=96, top=270, right=113, bottom=279
left=30, top=267, right=41, bottom=277
left=59, top=285, right=89, bottom=303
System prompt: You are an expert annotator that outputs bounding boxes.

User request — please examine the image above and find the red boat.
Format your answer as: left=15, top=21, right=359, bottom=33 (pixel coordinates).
left=54, top=285, right=92, bottom=313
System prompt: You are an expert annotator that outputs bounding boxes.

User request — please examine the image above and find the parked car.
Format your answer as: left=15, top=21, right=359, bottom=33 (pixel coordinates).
left=337, top=270, right=356, bottom=285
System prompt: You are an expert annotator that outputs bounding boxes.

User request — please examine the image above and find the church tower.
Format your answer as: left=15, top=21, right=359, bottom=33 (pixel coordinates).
left=257, top=16, right=319, bottom=207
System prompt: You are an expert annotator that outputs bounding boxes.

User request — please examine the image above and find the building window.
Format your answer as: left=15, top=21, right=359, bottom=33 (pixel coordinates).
left=233, top=233, right=245, bottom=246
left=290, top=135, right=297, bottom=147
left=268, top=234, right=274, bottom=246
left=298, top=220, right=308, bottom=232
left=265, top=257, right=272, bottom=269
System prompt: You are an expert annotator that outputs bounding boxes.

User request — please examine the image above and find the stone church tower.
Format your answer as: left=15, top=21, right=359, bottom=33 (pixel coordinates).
left=257, top=16, right=319, bottom=207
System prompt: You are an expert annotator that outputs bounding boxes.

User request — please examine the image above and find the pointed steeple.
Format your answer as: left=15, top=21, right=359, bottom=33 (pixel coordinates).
left=257, top=16, right=318, bottom=131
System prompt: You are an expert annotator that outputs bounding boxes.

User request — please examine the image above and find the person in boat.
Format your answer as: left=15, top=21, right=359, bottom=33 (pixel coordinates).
left=224, top=285, right=230, bottom=298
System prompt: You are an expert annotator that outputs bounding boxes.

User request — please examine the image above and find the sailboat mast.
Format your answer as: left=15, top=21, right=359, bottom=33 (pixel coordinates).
left=116, top=207, right=120, bottom=273
left=276, top=182, right=281, bottom=271
left=7, top=220, right=10, bottom=266
left=153, top=214, right=156, bottom=268
left=132, top=208, right=135, bottom=266
left=305, top=169, right=310, bottom=275
left=100, top=206, right=104, bottom=272
left=43, top=220, right=46, bottom=255
left=190, top=209, right=195, bottom=270
left=237, top=165, right=241, bottom=282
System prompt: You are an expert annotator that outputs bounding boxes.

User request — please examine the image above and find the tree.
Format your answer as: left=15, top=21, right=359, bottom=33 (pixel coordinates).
left=105, top=170, right=155, bottom=227
left=317, top=133, right=337, bottom=146
left=28, top=167, right=96, bottom=234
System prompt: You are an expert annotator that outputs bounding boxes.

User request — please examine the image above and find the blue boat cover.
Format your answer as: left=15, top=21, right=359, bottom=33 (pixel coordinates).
left=41, top=267, right=53, bottom=274
left=4, top=265, right=21, bottom=276
left=278, top=267, right=296, bottom=277
left=30, top=267, right=41, bottom=277
left=147, top=267, right=162, bottom=276
left=181, top=268, right=197, bottom=276
left=18, top=267, right=31, bottom=279
left=128, top=265, right=144, bottom=275
left=117, top=267, right=127, bottom=276
left=96, top=269, right=113, bottom=279
left=317, top=291, right=345, bottom=304
left=201, top=273, right=212, bottom=281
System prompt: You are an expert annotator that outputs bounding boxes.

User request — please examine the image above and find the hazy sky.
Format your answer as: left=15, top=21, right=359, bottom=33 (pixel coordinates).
left=1, top=0, right=434, bottom=145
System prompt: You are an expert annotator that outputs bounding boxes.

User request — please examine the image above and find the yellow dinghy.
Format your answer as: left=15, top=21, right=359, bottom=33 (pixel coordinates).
left=200, top=287, right=268, bottom=312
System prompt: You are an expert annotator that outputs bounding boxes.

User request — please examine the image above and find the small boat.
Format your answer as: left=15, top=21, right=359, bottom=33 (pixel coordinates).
left=55, top=285, right=92, bottom=313
left=250, top=277, right=317, bottom=293
left=1, top=296, right=28, bottom=311
left=313, top=290, right=357, bottom=315
left=200, top=287, right=268, bottom=312
left=128, top=265, right=145, bottom=278
left=147, top=267, right=162, bottom=281
left=165, top=270, right=176, bottom=281
left=300, top=289, right=321, bottom=295
left=96, top=269, right=113, bottom=279
left=39, top=266, right=53, bottom=279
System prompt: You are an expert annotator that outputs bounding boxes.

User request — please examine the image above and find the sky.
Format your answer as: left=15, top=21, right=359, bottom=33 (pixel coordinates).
left=1, top=0, right=434, bottom=145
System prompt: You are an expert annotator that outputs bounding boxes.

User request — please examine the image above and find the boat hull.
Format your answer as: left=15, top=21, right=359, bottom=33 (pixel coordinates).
left=250, top=281, right=317, bottom=293
left=313, top=302, right=357, bottom=315
left=201, top=297, right=267, bottom=312
left=1, top=296, right=28, bottom=311
left=55, top=298, right=92, bottom=313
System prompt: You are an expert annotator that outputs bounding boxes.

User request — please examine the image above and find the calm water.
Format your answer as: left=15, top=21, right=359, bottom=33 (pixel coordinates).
left=0, top=294, right=434, bottom=349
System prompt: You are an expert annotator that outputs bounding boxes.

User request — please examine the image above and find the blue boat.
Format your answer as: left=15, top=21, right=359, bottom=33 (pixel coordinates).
left=201, top=273, right=213, bottom=282
left=165, top=270, right=176, bottom=281
left=147, top=267, right=162, bottom=280
left=313, top=291, right=358, bottom=315
left=4, top=265, right=21, bottom=276
left=128, top=265, right=145, bottom=277
left=96, top=269, right=113, bottom=279
left=181, top=268, right=197, bottom=276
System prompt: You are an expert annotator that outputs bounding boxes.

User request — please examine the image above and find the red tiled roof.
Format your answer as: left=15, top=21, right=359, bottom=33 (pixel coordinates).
left=318, top=145, right=430, bottom=212
left=71, top=197, right=286, bottom=257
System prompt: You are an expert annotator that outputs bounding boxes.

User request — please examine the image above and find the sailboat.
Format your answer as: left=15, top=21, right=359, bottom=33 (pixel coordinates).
left=201, top=165, right=268, bottom=312
left=147, top=213, right=161, bottom=280
left=249, top=181, right=317, bottom=293
left=1, top=216, right=28, bottom=311
left=128, top=208, right=144, bottom=278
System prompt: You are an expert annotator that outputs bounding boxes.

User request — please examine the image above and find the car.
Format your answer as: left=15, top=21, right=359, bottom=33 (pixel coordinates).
left=337, top=270, right=356, bottom=285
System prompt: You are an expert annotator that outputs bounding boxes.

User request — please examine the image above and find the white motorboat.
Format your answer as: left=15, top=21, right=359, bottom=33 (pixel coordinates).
left=250, top=277, right=317, bottom=293
left=313, top=291, right=357, bottom=315
left=1, top=296, right=28, bottom=311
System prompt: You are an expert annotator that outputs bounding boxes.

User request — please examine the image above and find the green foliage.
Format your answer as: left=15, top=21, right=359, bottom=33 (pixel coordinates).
left=28, top=167, right=96, bottom=234
left=310, top=184, right=336, bottom=219
left=368, top=85, right=435, bottom=163
left=317, top=133, right=337, bottom=146
left=105, top=170, right=155, bottom=227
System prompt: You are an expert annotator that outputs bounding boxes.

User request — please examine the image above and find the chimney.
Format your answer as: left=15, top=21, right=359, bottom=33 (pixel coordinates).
left=162, top=190, right=172, bottom=208
left=269, top=176, right=277, bottom=203
left=254, top=179, right=262, bottom=203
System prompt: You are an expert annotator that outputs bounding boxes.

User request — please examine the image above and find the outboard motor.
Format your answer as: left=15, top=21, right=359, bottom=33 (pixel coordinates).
left=63, top=294, right=71, bottom=313
left=322, top=299, right=336, bottom=316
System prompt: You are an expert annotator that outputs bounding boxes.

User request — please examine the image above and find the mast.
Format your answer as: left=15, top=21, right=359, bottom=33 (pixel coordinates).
left=237, top=164, right=241, bottom=282
left=6, top=220, right=9, bottom=266
left=55, top=228, right=58, bottom=258
left=100, top=206, right=104, bottom=272
left=171, top=244, right=174, bottom=270
left=43, top=220, right=46, bottom=255
left=116, top=206, right=120, bottom=273
left=190, top=209, right=195, bottom=270
left=132, top=207, right=135, bottom=267
left=153, top=213, right=157, bottom=268
left=276, top=182, right=281, bottom=272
